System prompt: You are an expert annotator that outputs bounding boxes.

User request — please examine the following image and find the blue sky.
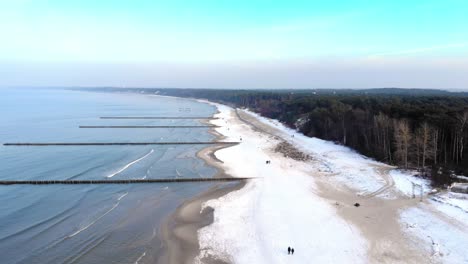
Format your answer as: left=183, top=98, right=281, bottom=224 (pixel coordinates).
left=1, top=0, right=467, bottom=89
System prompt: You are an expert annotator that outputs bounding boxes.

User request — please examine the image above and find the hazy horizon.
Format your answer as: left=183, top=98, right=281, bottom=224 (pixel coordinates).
left=3, top=85, right=468, bottom=92
left=1, top=1, right=467, bottom=89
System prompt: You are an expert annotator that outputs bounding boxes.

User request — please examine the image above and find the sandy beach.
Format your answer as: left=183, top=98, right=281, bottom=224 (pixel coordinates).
left=158, top=181, right=244, bottom=264
left=160, top=101, right=468, bottom=264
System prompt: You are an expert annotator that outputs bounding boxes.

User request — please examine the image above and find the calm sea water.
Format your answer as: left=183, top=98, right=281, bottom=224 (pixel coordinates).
left=0, top=88, right=219, bottom=263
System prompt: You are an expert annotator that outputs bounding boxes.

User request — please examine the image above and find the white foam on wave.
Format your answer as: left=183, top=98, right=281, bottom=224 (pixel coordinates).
left=68, top=192, right=128, bottom=238
left=118, top=192, right=128, bottom=201
left=134, top=251, right=146, bottom=264
left=107, top=149, right=154, bottom=178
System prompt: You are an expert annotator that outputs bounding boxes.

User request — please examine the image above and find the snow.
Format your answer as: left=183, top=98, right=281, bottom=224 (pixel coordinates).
left=455, top=175, right=468, bottom=181
left=390, top=170, right=431, bottom=197
left=196, top=104, right=368, bottom=263
left=430, top=192, right=468, bottom=226
left=241, top=109, right=387, bottom=195
left=400, top=206, right=468, bottom=263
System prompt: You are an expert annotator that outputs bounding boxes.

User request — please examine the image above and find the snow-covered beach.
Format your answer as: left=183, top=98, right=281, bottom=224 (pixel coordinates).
left=195, top=103, right=370, bottom=263
left=168, top=101, right=468, bottom=264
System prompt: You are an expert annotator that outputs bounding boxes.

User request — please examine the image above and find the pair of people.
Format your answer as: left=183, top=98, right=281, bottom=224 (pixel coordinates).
left=287, top=247, right=295, bottom=255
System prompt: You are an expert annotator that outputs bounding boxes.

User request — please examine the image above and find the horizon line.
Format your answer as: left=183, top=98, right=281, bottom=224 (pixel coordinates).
left=2, top=85, right=468, bottom=92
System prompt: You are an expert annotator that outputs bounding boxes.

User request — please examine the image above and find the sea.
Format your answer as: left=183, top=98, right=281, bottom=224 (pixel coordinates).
left=0, top=88, right=220, bottom=263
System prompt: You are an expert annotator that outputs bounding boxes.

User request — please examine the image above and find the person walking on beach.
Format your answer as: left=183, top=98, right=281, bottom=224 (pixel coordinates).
left=291, top=248, right=294, bottom=255
left=287, top=247, right=291, bottom=255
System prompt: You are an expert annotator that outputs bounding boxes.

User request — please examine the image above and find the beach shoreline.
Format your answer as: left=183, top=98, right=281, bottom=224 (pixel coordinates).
left=158, top=103, right=243, bottom=264
left=158, top=180, right=244, bottom=264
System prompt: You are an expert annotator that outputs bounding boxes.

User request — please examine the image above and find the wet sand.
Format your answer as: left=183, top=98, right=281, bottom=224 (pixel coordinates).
left=158, top=110, right=242, bottom=264
left=158, top=180, right=244, bottom=264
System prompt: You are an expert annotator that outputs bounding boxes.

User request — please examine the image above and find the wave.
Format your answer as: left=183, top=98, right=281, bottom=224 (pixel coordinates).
left=117, top=192, right=128, bottom=201
left=145, top=166, right=153, bottom=178
left=68, top=203, right=118, bottom=238
left=67, top=164, right=104, bottom=180
left=135, top=251, right=146, bottom=264
left=0, top=192, right=87, bottom=242
left=0, top=207, right=72, bottom=243
left=107, top=149, right=154, bottom=178
left=63, top=233, right=111, bottom=264
left=67, top=192, right=128, bottom=238
left=175, top=168, right=183, bottom=178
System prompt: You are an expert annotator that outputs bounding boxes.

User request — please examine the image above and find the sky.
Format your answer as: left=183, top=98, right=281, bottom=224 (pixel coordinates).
left=0, top=0, right=467, bottom=89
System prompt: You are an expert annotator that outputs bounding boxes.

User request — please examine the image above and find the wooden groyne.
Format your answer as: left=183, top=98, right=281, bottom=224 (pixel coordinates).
left=79, top=125, right=220, bottom=128
left=3, top=142, right=239, bottom=146
left=100, top=116, right=218, bottom=120
left=0, top=177, right=252, bottom=185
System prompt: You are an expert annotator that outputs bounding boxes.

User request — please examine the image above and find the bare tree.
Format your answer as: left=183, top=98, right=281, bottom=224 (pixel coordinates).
left=374, top=113, right=393, bottom=162
left=394, top=119, right=412, bottom=168
left=433, top=128, right=439, bottom=164
left=415, top=122, right=435, bottom=168
left=455, top=111, right=468, bottom=164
